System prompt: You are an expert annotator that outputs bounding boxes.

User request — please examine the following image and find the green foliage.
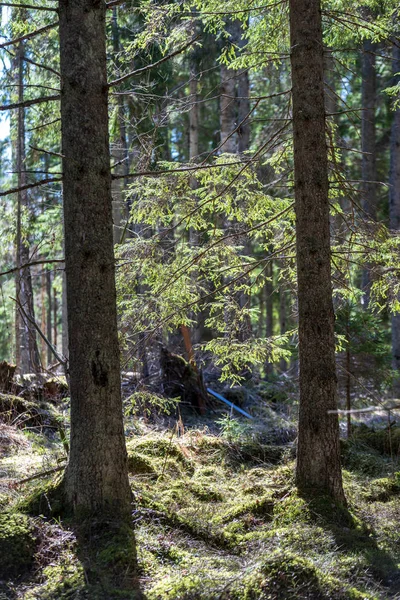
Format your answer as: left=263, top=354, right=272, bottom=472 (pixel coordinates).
left=125, top=391, right=179, bottom=418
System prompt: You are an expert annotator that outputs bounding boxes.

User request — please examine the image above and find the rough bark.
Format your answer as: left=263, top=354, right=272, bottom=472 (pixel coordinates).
left=46, top=270, right=52, bottom=366
left=289, top=0, right=345, bottom=503
left=111, top=6, right=129, bottom=244
left=15, top=36, right=41, bottom=376
left=389, top=40, right=400, bottom=397
left=59, top=0, right=132, bottom=518
left=279, top=286, right=287, bottom=372
left=361, top=39, right=377, bottom=307
left=265, top=260, right=274, bottom=375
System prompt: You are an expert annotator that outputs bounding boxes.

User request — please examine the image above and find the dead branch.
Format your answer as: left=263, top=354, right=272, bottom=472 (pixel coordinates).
left=13, top=464, right=65, bottom=486
left=11, top=297, right=68, bottom=367
left=0, top=94, right=60, bottom=111
left=0, top=259, right=64, bottom=278
left=0, top=177, right=62, bottom=197
left=0, top=2, right=57, bottom=10
left=112, top=159, right=254, bottom=180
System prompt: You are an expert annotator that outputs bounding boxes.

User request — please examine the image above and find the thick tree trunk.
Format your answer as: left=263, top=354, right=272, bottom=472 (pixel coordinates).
left=289, top=0, right=345, bottom=503
left=15, top=37, right=41, bottom=376
left=390, top=41, right=400, bottom=397
left=361, top=39, right=377, bottom=307
left=59, top=0, right=132, bottom=518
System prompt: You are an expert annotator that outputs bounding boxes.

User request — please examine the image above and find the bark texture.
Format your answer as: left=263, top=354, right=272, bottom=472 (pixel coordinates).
left=59, top=0, right=132, bottom=517
left=15, top=36, right=40, bottom=375
left=390, top=41, right=400, bottom=396
left=361, top=39, right=377, bottom=307
left=289, top=0, right=345, bottom=503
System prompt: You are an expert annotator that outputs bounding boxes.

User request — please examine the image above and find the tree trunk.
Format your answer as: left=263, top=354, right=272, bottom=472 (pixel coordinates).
left=59, top=0, right=132, bottom=518
left=15, top=37, right=41, bottom=376
left=361, top=39, right=377, bottom=307
left=289, top=0, right=345, bottom=503
left=111, top=6, right=129, bottom=244
left=220, top=48, right=237, bottom=153
left=46, top=270, right=52, bottom=366
left=389, top=40, right=400, bottom=397
left=265, top=260, right=274, bottom=375
left=279, top=286, right=287, bottom=372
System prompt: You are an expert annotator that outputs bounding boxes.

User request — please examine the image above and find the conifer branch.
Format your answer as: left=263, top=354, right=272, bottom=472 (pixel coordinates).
left=108, top=36, right=200, bottom=87
left=0, top=177, right=62, bottom=196
left=0, top=21, right=58, bottom=49
left=0, top=259, right=65, bottom=278
left=0, top=94, right=60, bottom=111
left=0, top=2, right=57, bottom=10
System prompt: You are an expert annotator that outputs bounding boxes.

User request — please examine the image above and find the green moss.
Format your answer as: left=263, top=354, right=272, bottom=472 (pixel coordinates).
left=362, top=477, right=400, bottom=502
left=24, top=553, right=86, bottom=600
left=127, top=451, right=157, bottom=475
left=0, top=512, right=37, bottom=578
left=233, top=552, right=376, bottom=600
left=17, top=473, right=66, bottom=518
left=221, top=495, right=274, bottom=522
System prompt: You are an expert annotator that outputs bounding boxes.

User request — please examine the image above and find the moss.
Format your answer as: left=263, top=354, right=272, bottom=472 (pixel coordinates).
left=127, top=437, right=192, bottom=469
left=221, top=495, right=274, bottom=523
left=127, top=451, right=157, bottom=476
left=362, top=477, right=400, bottom=502
left=232, top=552, right=376, bottom=600
left=0, top=512, right=37, bottom=579
left=24, top=553, right=86, bottom=600
left=18, top=473, right=66, bottom=518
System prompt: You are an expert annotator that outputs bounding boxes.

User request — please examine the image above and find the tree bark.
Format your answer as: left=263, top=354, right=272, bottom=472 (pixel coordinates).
left=389, top=40, right=400, bottom=397
left=59, top=0, right=132, bottom=518
left=265, top=259, right=274, bottom=375
left=46, top=270, right=52, bottom=366
left=15, top=35, right=41, bottom=376
left=361, top=39, right=377, bottom=307
left=111, top=6, right=129, bottom=244
left=289, top=0, right=345, bottom=503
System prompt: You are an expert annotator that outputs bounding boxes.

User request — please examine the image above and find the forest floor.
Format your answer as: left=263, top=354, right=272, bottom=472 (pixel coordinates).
left=0, top=383, right=400, bottom=600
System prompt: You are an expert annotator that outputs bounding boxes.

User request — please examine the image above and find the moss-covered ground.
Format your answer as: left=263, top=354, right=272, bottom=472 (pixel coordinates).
left=1, top=406, right=400, bottom=599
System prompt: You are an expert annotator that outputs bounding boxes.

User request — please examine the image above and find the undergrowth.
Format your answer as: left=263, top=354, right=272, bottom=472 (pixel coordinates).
left=0, top=411, right=400, bottom=599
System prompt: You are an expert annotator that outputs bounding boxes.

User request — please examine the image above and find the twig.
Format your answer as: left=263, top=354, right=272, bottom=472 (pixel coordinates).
left=0, top=177, right=62, bottom=197
left=108, top=36, right=200, bottom=87
left=0, top=259, right=64, bottom=278
left=112, top=159, right=254, bottom=180
left=0, top=21, right=58, bottom=49
left=0, top=94, right=60, bottom=111
left=0, top=2, right=57, bottom=10
left=29, top=144, right=64, bottom=158
left=11, top=297, right=68, bottom=366
left=13, top=464, right=65, bottom=486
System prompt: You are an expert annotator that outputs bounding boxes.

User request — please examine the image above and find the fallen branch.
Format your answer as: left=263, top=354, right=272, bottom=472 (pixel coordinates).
left=13, top=464, right=65, bottom=486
